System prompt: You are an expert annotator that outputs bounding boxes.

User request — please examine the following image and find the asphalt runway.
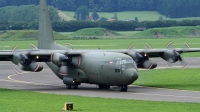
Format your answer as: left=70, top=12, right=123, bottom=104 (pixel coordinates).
left=1, top=58, right=200, bottom=103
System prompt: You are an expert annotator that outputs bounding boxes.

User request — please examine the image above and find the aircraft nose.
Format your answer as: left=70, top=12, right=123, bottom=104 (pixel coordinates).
left=123, top=68, right=138, bottom=85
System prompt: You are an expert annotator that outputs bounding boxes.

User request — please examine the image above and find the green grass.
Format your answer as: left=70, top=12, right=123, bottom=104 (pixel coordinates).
left=1, top=25, right=200, bottom=41
left=69, top=28, right=120, bottom=36
left=0, top=30, right=69, bottom=41
left=62, top=11, right=200, bottom=21
left=135, top=68, right=200, bottom=91
left=132, top=26, right=200, bottom=38
left=63, top=11, right=163, bottom=21
left=59, top=32, right=74, bottom=36
left=1, top=38, right=200, bottom=57
left=58, top=26, right=200, bottom=39
left=118, top=31, right=141, bottom=36
left=0, top=88, right=200, bottom=112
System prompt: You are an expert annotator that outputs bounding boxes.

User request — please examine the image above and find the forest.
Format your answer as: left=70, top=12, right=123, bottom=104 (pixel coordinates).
left=0, top=0, right=199, bottom=18
left=1, top=19, right=200, bottom=32
left=0, top=5, right=60, bottom=22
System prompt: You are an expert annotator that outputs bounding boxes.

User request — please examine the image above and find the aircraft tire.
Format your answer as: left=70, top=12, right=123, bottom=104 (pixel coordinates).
left=98, top=85, right=104, bottom=89
left=118, top=86, right=124, bottom=92
left=98, top=85, right=110, bottom=89
left=105, top=86, right=110, bottom=89
left=66, top=85, right=71, bottom=89
left=118, top=86, right=128, bottom=92
left=123, top=85, right=128, bottom=92
left=71, top=83, right=78, bottom=89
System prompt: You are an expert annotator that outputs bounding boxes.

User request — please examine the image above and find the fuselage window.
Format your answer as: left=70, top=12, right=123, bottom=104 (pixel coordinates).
left=122, top=65, right=125, bottom=70
left=115, top=68, right=120, bottom=72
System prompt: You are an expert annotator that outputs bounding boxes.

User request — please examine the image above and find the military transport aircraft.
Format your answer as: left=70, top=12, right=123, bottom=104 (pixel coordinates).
left=0, top=0, right=200, bottom=92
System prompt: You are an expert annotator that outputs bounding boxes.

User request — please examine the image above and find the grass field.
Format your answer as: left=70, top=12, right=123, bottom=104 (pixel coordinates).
left=1, top=38, right=200, bottom=49
left=1, top=38, right=200, bottom=57
left=59, top=26, right=200, bottom=38
left=69, top=28, right=120, bottom=36
left=136, top=68, right=200, bottom=91
left=1, top=25, right=200, bottom=40
left=133, top=26, right=200, bottom=38
left=1, top=88, right=200, bottom=112
left=62, top=11, right=200, bottom=21
left=0, top=30, right=69, bottom=41
left=63, top=11, right=163, bottom=21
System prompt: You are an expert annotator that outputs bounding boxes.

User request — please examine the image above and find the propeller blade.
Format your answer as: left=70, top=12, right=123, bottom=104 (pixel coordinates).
left=127, top=43, right=135, bottom=50
left=145, top=43, right=152, bottom=49
left=12, top=45, right=18, bottom=53
left=166, top=41, right=174, bottom=49
left=164, top=61, right=171, bottom=69
left=30, top=43, right=38, bottom=50
left=13, top=67, right=23, bottom=75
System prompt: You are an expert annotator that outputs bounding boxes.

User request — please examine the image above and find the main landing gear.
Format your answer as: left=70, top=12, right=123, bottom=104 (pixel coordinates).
left=98, top=84, right=128, bottom=92
left=98, top=85, right=110, bottom=89
left=118, top=85, right=128, bottom=92
left=66, top=83, right=79, bottom=89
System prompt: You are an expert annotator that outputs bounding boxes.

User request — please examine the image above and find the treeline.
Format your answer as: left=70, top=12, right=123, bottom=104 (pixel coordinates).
left=0, top=0, right=200, bottom=18
left=1, top=20, right=200, bottom=32
left=157, top=0, right=200, bottom=18
left=0, top=5, right=60, bottom=22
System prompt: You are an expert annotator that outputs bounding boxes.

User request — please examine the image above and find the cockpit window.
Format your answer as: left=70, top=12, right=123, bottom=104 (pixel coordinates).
left=115, top=58, right=134, bottom=65
left=115, top=58, right=122, bottom=65
left=121, top=59, right=134, bottom=64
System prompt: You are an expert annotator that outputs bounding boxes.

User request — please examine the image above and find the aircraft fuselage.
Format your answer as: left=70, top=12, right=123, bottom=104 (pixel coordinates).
left=47, top=51, right=138, bottom=86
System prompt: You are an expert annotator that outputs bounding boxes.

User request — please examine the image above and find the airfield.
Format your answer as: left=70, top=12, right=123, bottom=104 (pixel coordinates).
left=1, top=58, right=200, bottom=103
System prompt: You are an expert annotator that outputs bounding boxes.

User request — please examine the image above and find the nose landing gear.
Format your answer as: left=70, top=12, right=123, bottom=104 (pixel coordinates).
left=118, top=85, right=128, bottom=92
left=65, top=83, right=79, bottom=89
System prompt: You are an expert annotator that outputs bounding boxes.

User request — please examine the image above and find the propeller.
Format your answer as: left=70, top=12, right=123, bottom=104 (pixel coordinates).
left=127, top=43, right=155, bottom=70
left=12, top=45, right=23, bottom=75
left=127, top=43, right=143, bottom=64
left=164, top=41, right=190, bottom=69
left=12, top=44, right=43, bottom=74
left=50, top=53, right=69, bottom=76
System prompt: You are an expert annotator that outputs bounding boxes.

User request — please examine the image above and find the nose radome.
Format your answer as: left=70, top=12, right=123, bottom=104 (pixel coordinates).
left=123, top=68, right=138, bottom=85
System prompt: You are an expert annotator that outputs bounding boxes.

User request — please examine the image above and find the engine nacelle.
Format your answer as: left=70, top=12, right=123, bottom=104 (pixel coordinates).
left=50, top=53, right=68, bottom=66
left=127, top=52, right=143, bottom=64
left=63, top=77, right=75, bottom=85
left=59, top=65, right=68, bottom=75
left=17, top=61, right=43, bottom=72
left=12, top=53, right=43, bottom=72
left=138, top=60, right=157, bottom=69
left=160, top=50, right=179, bottom=63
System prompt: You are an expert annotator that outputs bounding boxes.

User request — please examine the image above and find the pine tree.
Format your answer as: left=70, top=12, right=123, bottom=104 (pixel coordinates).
left=92, top=10, right=99, bottom=21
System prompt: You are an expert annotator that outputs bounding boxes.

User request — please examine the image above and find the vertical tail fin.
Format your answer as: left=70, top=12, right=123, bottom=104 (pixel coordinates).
left=38, top=0, right=55, bottom=49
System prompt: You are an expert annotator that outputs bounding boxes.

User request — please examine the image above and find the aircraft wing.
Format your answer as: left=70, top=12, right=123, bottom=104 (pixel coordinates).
left=106, top=48, right=200, bottom=58
left=0, top=47, right=199, bottom=63
left=0, top=48, right=200, bottom=61
left=0, top=49, right=83, bottom=62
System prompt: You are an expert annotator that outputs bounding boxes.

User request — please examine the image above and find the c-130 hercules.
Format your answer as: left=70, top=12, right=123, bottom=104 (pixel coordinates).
left=0, top=0, right=200, bottom=92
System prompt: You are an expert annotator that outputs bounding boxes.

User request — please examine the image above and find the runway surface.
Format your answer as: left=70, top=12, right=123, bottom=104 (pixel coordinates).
left=1, top=58, right=200, bottom=103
